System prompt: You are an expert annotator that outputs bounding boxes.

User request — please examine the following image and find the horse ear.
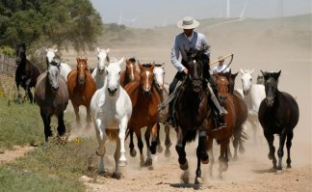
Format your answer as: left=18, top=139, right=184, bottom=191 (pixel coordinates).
left=97, top=47, right=100, bottom=53
left=250, top=69, right=254, bottom=74
left=240, top=69, right=245, bottom=74
left=106, top=48, right=110, bottom=53
left=276, top=70, right=281, bottom=78
left=151, top=62, right=155, bottom=69
left=138, top=62, right=143, bottom=70
left=54, top=49, right=58, bottom=53
left=260, top=70, right=265, bottom=77
left=118, top=57, right=125, bottom=65
left=162, top=63, right=165, bottom=69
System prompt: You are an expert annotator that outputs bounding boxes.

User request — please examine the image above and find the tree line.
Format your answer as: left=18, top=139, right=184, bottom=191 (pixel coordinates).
left=0, top=0, right=103, bottom=54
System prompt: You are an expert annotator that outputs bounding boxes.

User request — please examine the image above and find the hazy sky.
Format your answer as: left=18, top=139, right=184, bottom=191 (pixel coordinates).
left=90, top=0, right=311, bottom=28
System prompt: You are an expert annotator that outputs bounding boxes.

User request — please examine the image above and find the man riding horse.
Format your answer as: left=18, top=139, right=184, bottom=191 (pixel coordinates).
left=166, top=16, right=227, bottom=128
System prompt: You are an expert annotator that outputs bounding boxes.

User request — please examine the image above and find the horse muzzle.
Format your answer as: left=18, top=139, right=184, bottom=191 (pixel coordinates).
left=218, top=96, right=227, bottom=103
left=99, top=69, right=104, bottom=74
left=108, top=87, right=117, bottom=96
left=191, top=80, right=202, bottom=93
left=265, top=98, right=274, bottom=107
left=243, top=89, right=249, bottom=95
left=78, top=77, right=85, bottom=85
left=51, top=86, right=59, bottom=92
left=143, top=89, right=151, bottom=96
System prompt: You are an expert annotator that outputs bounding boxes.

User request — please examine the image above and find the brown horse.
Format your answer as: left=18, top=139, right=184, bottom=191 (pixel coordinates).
left=67, top=57, right=96, bottom=126
left=15, top=43, right=40, bottom=103
left=34, top=59, right=69, bottom=141
left=224, top=71, right=248, bottom=160
left=124, top=62, right=161, bottom=167
left=206, top=73, right=236, bottom=178
left=119, top=57, right=140, bottom=87
left=174, top=49, right=210, bottom=186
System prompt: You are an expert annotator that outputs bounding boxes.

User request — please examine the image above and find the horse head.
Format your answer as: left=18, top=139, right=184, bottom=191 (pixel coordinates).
left=240, top=69, right=254, bottom=95
left=256, top=75, right=265, bottom=85
left=139, top=62, right=155, bottom=96
left=261, top=70, right=281, bottom=107
left=184, top=49, right=206, bottom=93
left=153, top=63, right=165, bottom=90
left=105, top=57, right=124, bottom=96
left=215, top=73, right=230, bottom=104
left=96, top=47, right=110, bottom=74
left=76, top=57, right=89, bottom=85
left=47, top=58, right=61, bottom=92
left=226, top=69, right=239, bottom=94
left=45, top=48, right=58, bottom=66
left=125, top=58, right=137, bottom=81
left=16, top=43, right=27, bottom=65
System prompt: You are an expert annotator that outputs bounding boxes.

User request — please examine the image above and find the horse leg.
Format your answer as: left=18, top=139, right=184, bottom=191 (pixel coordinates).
left=277, top=129, right=287, bottom=171
left=264, top=131, right=277, bottom=169
left=195, top=130, right=208, bottom=186
left=156, top=123, right=163, bottom=154
left=57, top=112, right=66, bottom=138
left=129, top=130, right=136, bottom=157
left=118, top=117, right=128, bottom=166
left=73, top=105, right=81, bottom=127
left=206, top=137, right=214, bottom=178
left=40, top=111, right=52, bottom=142
left=143, top=125, right=153, bottom=167
left=16, top=83, right=23, bottom=104
left=94, top=119, right=108, bottom=175
left=218, top=139, right=229, bottom=179
left=175, top=127, right=188, bottom=170
left=164, top=122, right=172, bottom=157
left=286, top=130, right=294, bottom=168
left=27, top=86, right=33, bottom=104
left=134, top=129, right=145, bottom=166
left=86, top=105, right=92, bottom=126
left=112, top=134, right=122, bottom=179
left=232, top=129, right=239, bottom=161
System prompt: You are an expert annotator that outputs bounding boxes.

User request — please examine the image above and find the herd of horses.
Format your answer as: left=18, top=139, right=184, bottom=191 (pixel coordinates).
left=13, top=43, right=299, bottom=186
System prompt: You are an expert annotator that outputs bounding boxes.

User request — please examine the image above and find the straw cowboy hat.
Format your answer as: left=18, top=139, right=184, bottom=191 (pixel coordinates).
left=177, top=16, right=200, bottom=29
left=218, top=56, right=225, bottom=62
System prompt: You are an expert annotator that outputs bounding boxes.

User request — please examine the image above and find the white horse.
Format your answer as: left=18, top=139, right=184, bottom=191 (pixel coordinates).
left=45, top=48, right=72, bottom=81
left=153, top=63, right=172, bottom=156
left=90, top=57, right=132, bottom=178
left=92, top=47, right=110, bottom=89
left=240, top=69, right=266, bottom=144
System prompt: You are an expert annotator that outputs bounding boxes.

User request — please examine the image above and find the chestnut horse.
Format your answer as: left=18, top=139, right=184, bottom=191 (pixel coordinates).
left=224, top=71, right=248, bottom=160
left=258, top=70, right=299, bottom=171
left=206, top=73, right=236, bottom=178
left=67, top=57, right=96, bottom=126
left=124, top=62, right=161, bottom=167
left=119, top=57, right=140, bottom=87
left=15, top=43, right=40, bottom=103
left=174, top=49, right=210, bottom=186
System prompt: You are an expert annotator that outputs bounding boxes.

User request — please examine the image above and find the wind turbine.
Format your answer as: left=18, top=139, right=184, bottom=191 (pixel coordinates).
left=226, top=0, right=230, bottom=18
left=239, top=0, right=250, bottom=20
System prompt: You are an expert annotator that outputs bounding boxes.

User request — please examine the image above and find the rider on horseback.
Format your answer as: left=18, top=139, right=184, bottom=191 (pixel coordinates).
left=166, top=16, right=227, bottom=128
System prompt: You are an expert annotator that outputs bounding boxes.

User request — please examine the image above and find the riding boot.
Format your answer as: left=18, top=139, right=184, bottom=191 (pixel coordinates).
left=207, top=83, right=228, bottom=115
left=167, top=102, right=177, bottom=127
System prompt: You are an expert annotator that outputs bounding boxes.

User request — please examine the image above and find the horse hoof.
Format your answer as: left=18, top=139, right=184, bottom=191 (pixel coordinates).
left=112, top=172, right=122, bottom=179
left=150, top=144, right=157, bottom=155
left=195, top=177, right=203, bottom=185
left=180, top=170, right=190, bottom=184
left=99, top=169, right=109, bottom=177
left=157, top=145, right=163, bottom=153
left=165, top=149, right=171, bottom=157
left=287, top=164, right=292, bottom=169
left=119, top=160, right=127, bottom=167
left=179, top=161, right=189, bottom=171
left=130, top=149, right=137, bottom=157
left=143, top=159, right=153, bottom=167
left=201, top=159, right=209, bottom=164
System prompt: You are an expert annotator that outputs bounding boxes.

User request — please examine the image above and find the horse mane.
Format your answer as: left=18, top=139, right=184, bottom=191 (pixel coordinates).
left=128, top=57, right=136, bottom=63
left=155, top=63, right=163, bottom=67
left=142, top=63, right=153, bottom=67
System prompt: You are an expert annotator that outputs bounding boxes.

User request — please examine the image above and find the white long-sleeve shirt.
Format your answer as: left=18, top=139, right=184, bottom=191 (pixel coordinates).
left=171, top=31, right=210, bottom=72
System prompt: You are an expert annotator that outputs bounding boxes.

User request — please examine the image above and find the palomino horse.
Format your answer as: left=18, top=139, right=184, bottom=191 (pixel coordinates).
left=45, top=48, right=72, bottom=81
left=240, top=69, right=266, bottom=144
left=90, top=57, right=132, bottom=178
left=222, top=71, right=248, bottom=161
left=153, top=63, right=172, bottom=156
left=206, top=73, right=236, bottom=178
left=174, top=49, right=209, bottom=186
left=258, top=70, right=299, bottom=171
left=15, top=43, right=40, bottom=103
left=124, top=62, right=161, bottom=167
left=67, top=57, right=96, bottom=126
left=119, top=57, right=140, bottom=87
left=92, top=47, right=110, bottom=89
left=34, top=59, right=69, bottom=141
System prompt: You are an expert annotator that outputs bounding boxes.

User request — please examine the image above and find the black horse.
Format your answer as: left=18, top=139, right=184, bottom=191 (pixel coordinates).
left=258, top=70, right=299, bottom=171
left=15, top=43, right=40, bottom=103
left=174, top=49, right=210, bottom=186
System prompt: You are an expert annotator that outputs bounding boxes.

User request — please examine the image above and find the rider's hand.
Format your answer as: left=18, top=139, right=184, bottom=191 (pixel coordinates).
left=182, top=68, right=188, bottom=75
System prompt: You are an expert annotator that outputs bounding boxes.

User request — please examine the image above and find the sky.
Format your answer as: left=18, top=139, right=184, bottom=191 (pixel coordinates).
left=90, top=0, right=311, bottom=28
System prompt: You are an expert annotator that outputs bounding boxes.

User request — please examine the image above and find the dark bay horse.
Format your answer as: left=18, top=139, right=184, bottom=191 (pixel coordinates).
left=206, top=73, right=236, bottom=178
left=34, top=59, right=69, bottom=141
left=174, top=49, right=209, bottom=185
left=119, top=57, right=140, bottom=87
left=258, top=70, right=299, bottom=171
left=124, top=62, right=161, bottom=167
left=225, top=71, right=248, bottom=160
left=15, top=43, right=40, bottom=103
left=67, top=57, right=96, bottom=126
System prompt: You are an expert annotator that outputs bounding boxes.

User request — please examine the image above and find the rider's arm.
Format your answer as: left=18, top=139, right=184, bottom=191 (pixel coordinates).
left=171, top=35, right=186, bottom=72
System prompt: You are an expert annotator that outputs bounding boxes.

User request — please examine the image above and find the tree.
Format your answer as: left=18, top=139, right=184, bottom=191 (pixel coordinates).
left=0, top=0, right=103, bottom=54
